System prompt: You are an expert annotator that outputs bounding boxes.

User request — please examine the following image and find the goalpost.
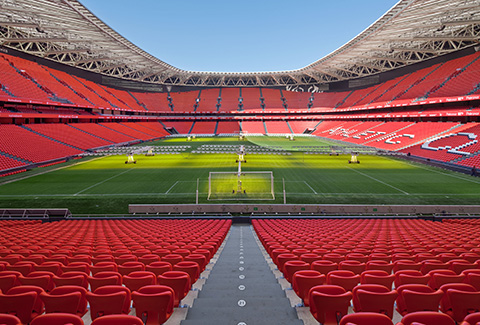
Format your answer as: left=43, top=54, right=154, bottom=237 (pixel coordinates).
left=208, top=171, right=275, bottom=200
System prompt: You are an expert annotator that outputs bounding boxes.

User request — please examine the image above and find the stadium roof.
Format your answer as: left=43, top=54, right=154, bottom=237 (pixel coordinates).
left=0, top=0, right=479, bottom=88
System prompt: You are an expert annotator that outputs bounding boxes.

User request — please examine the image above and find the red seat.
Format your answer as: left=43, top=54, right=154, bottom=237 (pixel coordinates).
left=291, top=270, right=325, bottom=306
left=352, top=284, right=389, bottom=312
left=360, top=270, right=394, bottom=289
left=398, top=311, right=455, bottom=325
left=401, top=288, right=443, bottom=315
left=0, top=314, right=22, bottom=325
left=339, top=312, right=394, bottom=325
left=161, top=254, right=183, bottom=267
left=132, top=285, right=174, bottom=325
left=173, top=261, right=201, bottom=284
left=184, top=254, right=208, bottom=272
left=7, top=285, right=45, bottom=316
left=282, top=260, right=310, bottom=283
left=446, top=289, right=480, bottom=323
left=86, top=291, right=127, bottom=321
left=439, top=283, right=477, bottom=314
left=309, top=285, right=352, bottom=325
left=0, top=275, right=18, bottom=293
left=30, top=313, right=84, bottom=325
left=94, top=285, right=132, bottom=315
left=145, top=261, right=172, bottom=277
left=366, top=261, right=394, bottom=273
left=464, top=273, right=480, bottom=291
left=311, top=260, right=338, bottom=275
left=19, top=271, right=55, bottom=292
left=275, top=253, right=298, bottom=273
left=421, top=260, right=449, bottom=274
left=462, top=312, right=480, bottom=325
left=40, top=291, right=82, bottom=315
left=326, top=270, right=360, bottom=292
left=48, top=285, right=88, bottom=317
left=91, top=315, right=143, bottom=325
left=0, top=291, right=37, bottom=324
left=393, top=260, right=422, bottom=272
left=138, top=255, right=160, bottom=265
left=339, top=260, right=366, bottom=275
left=122, top=271, right=156, bottom=292
left=34, top=262, right=62, bottom=275
left=429, top=270, right=465, bottom=290
left=157, top=271, right=191, bottom=307
left=394, top=270, right=431, bottom=287
left=395, top=284, right=438, bottom=316
left=53, top=272, right=88, bottom=289
left=117, top=262, right=145, bottom=276
left=90, top=262, right=118, bottom=275
left=354, top=288, right=397, bottom=318
left=87, top=272, right=122, bottom=292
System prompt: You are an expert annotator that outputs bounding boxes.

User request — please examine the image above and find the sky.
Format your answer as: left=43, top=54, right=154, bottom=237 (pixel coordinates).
left=79, top=0, right=400, bottom=73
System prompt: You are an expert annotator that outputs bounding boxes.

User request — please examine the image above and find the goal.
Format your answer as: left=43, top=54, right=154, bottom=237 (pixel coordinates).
left=208, top=171, right=275, bottom=200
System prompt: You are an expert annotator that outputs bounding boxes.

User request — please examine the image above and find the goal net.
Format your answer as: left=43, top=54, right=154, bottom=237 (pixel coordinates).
left=208, top=171, right=274, bottom=200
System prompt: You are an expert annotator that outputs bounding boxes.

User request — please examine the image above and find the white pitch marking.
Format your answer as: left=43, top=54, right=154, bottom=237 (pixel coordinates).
left=303, top=181, right=318, bottom=194
left=165, top=181, right=179, bottom=194
left=346, top=166, right=409, bottom=195
left=74, top=168, right=135, bottom=196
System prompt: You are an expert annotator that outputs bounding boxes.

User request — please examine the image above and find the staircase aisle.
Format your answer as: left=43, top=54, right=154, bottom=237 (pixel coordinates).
left=181, top=223, right=302, bottom=325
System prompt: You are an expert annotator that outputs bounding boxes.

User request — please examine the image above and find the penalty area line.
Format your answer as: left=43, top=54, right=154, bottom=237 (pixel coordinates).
left=165, top=181, right=179, bottom=194
left=74, top=168, right=135, bottom=196
left=303, top=181, right=318, bottom=194
left=346, top=166, right=409, bottom=195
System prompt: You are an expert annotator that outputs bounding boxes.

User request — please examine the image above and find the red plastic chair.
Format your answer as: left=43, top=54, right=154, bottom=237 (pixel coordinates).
left=0, top=314, right=22, bottom=325
left=360, top=270, right=395, bottom=289
left=365, top=260, right=394, bottom=273
left=122, top=271, right=156, bottom=292
left=157, top=271, right=191, bottom=307
left=138, top=255, right=160, bottom=265
left=449, top=261, right=479, bottom=275
left=439, top=283, right=477, bottom=314
left=86, top=291, right=127, bottom=321
left=354, top=288, right=397, bottom=318
left=0, top=274, right=18, bottom=293
left=8, top=285, right=45, bottom=316
left=91, top=315, right=143, bottom=325
left=393, top=260, right=422, bottom=273
left=464, top=273, right=480, bottom=291
left=146, top=261, right=173, bottom=277
left=339, top=260, right=366, bottom=275
left=311, top=260, right=338, bottom=275
left=34, top=262, right=62, bottom=275
left=173, top=261, right=201, bottom=284
left=401, top=288, right=443, bottom=315
left=326, top=270, right=360, bottom=292
left=395, top=284, right=437, bottom=316
left=0, top=291, right=37, bottom=324
left=275, top=253, right=298, bottom=273
left=94, top=285, right=132, bottom=315
left=161, top=254, right=184, bottom=267
left=339, top=312, right=394, bottom=325
left=48, top=285, right=88, bottom=317
left=30, top=313, right=84, bottom=325
left=462, top=312, right=480, bottom=325
left=19, top=271, right=55, bottom=292
left=87, top=273, right=122, bottom=292
left=53, top=272, right=88, bottom=289
left=40, top=291, right=82, bottom=315
left=132, top=285, right=174, bottom=325
left=394, top=270, right=431, bottom=287
left=309, top=285, right=352, bottom=325
left=447, top=289, right=480, bottom=323
left=421, top=260, right=449, bottom=274
left=352, top=284, right=390, bottom=312
left=429, top=270, right=465, bottom=290
left=90, top=262, right=118, bottom=275
left=398, top=311, right=455, bottom=325
left=184, top=254, right=208, bottom=272
left=283, top=260, right=310, bottom=283
left=291, top=270, right=325, bottom=306
left=117, top=262, right=145, bottom=276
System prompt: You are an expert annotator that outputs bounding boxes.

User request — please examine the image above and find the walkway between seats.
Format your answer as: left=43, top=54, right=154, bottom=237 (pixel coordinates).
left=181, top=223, right=302, bottom=325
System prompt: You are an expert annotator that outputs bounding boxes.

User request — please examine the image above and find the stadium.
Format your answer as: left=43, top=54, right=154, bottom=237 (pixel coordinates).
left=1, top=0, right=480, bottom=324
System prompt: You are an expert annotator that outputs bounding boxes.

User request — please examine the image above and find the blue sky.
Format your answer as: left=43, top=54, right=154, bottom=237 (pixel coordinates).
left=79, top=0, right=399, bottom=73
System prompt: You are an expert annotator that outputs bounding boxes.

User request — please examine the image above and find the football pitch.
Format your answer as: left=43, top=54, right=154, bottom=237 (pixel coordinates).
left=1, top=136, right=480, bottom=215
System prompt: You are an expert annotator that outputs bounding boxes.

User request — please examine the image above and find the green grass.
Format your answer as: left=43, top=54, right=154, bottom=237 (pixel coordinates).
left=1, top=136, right=480, bottom=214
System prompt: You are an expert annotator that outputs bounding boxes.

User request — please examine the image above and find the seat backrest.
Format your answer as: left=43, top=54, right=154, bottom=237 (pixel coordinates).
left=400, top=311, right=455, bottom=325
left=40, top=291, right=82, bottom=314
left=132, top=291, right=174, bottom=325
left=355, top=289, right=398, bottom=318
left=339, top=312, right=394, bottom=325
left=0, top=292, right=37, bottom=324
left=86, top=291, right=127, bottom=321
left=402, top=289, right=443, bottom=314
left=30, top=312, right=84, bottom=325
left=94, top=285, right=132, bottom=314
left=0, top=313, right=22, bottom=325
left=91, top=314, right=143, bottom=325
left=447, top=289, right=480, bottom=323
left=50, top=285, right=88, bottom=316
left=309, top=289, right=352, bottom=324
